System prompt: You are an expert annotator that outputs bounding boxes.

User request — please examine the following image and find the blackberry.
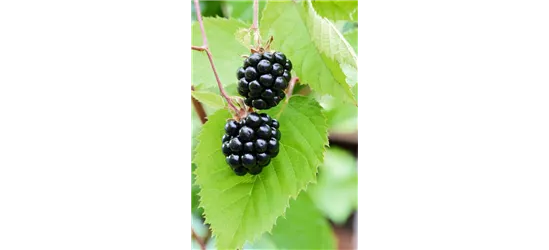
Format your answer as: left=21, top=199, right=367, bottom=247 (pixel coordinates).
left=236, top=51, right=292, bottom=110
left=221, top=112, right=281, bottom=176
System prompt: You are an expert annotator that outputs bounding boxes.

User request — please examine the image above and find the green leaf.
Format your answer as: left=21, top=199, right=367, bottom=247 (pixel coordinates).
left=326, top=98, right=358, bottom=133
left=235, top=28, right=253, bottom=49
left=191, top=163, right=204, bottom=217
left=311, top=0, right=358, bottom=21
left=268, top=192, right=337, bottom=249
left=222, top=1, right=266, bottom=23
left=352, top=7, right=358, bottom=20
left=192, top=18, right=249, bottom=92
left=308, top=147, right=358, bottom=224
left=191, top=90, right=226, bottom=110
left=193, top=96, right=328, bottom=249
left=344, top=29, right=358, bottom=53
left=261, top=0, right=357, bottom=104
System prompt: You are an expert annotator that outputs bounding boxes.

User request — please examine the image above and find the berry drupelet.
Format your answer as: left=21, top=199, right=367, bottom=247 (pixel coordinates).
left=236, top=51, right=293, bottom=110
left=221, top=112, right=281, bottom=176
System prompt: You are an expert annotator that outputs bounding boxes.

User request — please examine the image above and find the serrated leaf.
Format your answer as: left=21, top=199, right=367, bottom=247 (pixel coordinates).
left=192, top=163, right=204, bottom=217
left=311, top=0, right=358, bottom=21
left=192, top=18, right=249, bottom=92
left=193, top=96, right=328, bottom=249
left=255, top=192, right=336, bottom=249
left=308, top=146, right=358, bottom=224
left=191, top=90, right=226, bottom=110
left=246, top=192, right=336, bottom=249
left=261, top=0, right=357, bottom=104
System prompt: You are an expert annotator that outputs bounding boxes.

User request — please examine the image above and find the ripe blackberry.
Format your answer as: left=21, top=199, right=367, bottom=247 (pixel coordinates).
left=236, top=52, right=292, bottom=110
left=221, top=112, right=281, bottom=176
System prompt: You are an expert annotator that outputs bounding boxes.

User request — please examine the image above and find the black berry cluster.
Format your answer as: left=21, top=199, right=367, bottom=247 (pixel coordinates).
left=221, top=112, right=281, bottom=176
left=236, top=51, right=292, bottom=110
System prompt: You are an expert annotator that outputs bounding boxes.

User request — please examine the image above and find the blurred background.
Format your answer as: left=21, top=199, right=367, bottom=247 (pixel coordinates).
left=191, top=1, right=357, bottom=249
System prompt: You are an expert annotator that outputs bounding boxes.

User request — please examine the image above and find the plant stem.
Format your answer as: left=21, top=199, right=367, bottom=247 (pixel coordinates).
left=192, top=0, right=239, bottom=114
left=193, top=0, right=207, bottom=48
left=191, top=85, right=207, bottom=124
left=285, top=77, right=299, bottom=103
left=276, top=77, right=300, bottom=119
left=251, top=0, right=260, bottom=47
left=191, top=228, right=207, bottom=250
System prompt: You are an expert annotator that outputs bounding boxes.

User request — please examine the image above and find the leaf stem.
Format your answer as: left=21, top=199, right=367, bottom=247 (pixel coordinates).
left=192, top=0, right=239, bottom=114
left=191, top=85, right=207, bottom=124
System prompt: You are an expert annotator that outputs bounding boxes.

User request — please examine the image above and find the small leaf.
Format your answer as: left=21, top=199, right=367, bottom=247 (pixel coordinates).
left=191, top=90, right=226, bottom=110
left=308, top=147, right=358, bottom=224
left=193, top=96, right=328, bottom=249
left=261, top=0, right=357, bottom=104
left=311, top=0, right=358, bottom=21
left=235, top=28, right=252, bottom=49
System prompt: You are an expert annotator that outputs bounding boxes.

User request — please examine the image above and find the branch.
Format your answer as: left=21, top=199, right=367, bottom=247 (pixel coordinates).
left=251, top=0, right=260, bottom=46
left=192, top=0, right=239, bottom=114
left=191, top=85, right=207, bottom=124
left=191, top=228, right=207, bottom=250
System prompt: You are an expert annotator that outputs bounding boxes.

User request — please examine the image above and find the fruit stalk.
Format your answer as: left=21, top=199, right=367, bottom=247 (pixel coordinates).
left=191, top=0, right=239, bottom=114
left=285, top=77, right=299, bottom=103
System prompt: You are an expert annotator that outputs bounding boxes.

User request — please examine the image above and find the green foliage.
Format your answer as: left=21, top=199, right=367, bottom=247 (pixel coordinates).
left=191, top=163, right=204, bottom=217
left=308, top=146, right=358, bottom=224
left=311, top=0, right=358, bottom=21
left=260, top=0, right=358, bottom=103
left=321, top=94, right=358, bottom=133
left=191, top=18, right=249, bottom=92
left=191, top=1, right=225, bottom=21
left=193, top=96, right=328, bottom=249
left=223, top=0, right=266, bottom=23
left=344, top=29, right=358, bottom=53
left=191, top=90, right=226, bottom=110
left=266, top=192, right=337, bottom=249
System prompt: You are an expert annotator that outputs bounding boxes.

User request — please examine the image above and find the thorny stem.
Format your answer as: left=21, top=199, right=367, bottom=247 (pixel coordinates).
left=191, top=85, right=207, bottom=124
left=192, top=0, right=239, bottom=114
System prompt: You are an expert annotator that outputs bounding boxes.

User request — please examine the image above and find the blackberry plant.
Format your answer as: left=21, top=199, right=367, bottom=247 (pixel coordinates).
left=191, top=0, right=358, bottom=249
